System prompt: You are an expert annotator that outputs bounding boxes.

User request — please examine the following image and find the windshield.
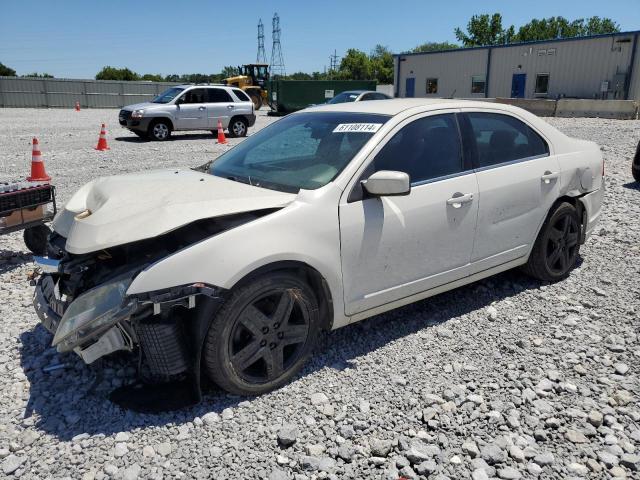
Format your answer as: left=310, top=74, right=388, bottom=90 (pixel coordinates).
left=328, top=92, right=360, bottom=104
left=209, top=112, right=389, bottom=193
left=152, top=87, right=184, bottom=104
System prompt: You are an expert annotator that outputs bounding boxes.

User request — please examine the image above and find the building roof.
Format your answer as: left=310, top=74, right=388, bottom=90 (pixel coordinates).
left=395, top=29, right=640, bottom=58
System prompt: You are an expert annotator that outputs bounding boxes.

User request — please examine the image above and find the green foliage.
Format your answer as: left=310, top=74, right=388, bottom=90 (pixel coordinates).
left=287, top=71, right=312, bottom=80
left=0, top=62, right=17, bottom=76
left=369, top=45, right=394, bottom=84
left=95, top=66, right=140, bottom=81
left=455, top=14, right=620, bottom=47
left=221, top=66, right=239, bottom=79
left=21, top=72, right=54, bottom=78
left=409, top=42, right=459, bottom=53
left=455, top=13, right=513, bottom=46
left=337, top=49, right=372, bottom=80
left=141, top=73, right=163, bottom=82
left=514, top=16, right=620, bottom=42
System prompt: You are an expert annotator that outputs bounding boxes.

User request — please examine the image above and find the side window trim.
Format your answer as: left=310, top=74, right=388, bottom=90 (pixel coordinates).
left=459, top=111, right=551, bottom=171
left=346, top=110, right=471, bottom=203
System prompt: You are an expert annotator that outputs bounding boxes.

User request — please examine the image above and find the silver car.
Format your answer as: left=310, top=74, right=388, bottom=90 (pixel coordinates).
left=326, top=90, right=391, bottom=104
left=119, top=85, right=256, bottom=141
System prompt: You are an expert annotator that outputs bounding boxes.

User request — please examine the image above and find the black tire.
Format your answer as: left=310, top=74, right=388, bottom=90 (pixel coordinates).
left=133, top=130, right=148, bottom=140
left=523, top=202, right=581, bottom=282
left=248, top=92, right=263, bottom=110
left=148, top=119, right=171, bottom=141
left=227, top=117, right=249, bottom=138
left=633, top=140, right=640, bottom=182
left=23, top=224, right=51, bottom=255
left=204, top=272, right=320, bottom=396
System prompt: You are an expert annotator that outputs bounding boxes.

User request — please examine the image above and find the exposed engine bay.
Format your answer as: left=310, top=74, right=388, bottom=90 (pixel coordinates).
left=32, top=210, right=276, bottom=411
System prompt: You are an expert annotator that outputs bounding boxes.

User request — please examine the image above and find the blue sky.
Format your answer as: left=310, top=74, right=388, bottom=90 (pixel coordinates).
left=1, top=0, right=639, bottom=78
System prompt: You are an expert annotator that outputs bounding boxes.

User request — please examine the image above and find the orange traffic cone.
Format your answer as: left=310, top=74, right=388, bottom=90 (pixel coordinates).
left=216, top=119, right=227, bottom=144
left=27, top=137, right=51, bottom=182
left=95, top=123, right=110, bottom=151
left=75, top=101, right=80, bottom=112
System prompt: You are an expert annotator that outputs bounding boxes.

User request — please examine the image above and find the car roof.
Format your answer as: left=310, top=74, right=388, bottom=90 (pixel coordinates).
left=305, top=98, right=523, bottom=116
left=175, top=84, right=229, bottom=89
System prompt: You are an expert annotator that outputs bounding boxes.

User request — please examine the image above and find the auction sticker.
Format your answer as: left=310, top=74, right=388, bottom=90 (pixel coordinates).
left=333, top=123, right=383, bottom=133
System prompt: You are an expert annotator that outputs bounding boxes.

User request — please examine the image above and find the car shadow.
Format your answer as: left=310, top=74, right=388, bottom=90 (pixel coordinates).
left=114, top=133, right=216, bottom=143
left=622, top=181, right=639, bottom=191
left=18, top=268, right=544, bottom=441
left=0, top=249, right=32, bottom=274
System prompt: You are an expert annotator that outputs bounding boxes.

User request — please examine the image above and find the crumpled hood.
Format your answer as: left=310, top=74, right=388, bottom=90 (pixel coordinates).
left=53, top=169, right=296, bottom=254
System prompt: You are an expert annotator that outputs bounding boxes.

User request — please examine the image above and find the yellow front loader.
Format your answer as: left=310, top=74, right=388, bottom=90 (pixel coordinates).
left=223, top=63, right=269, bottom=109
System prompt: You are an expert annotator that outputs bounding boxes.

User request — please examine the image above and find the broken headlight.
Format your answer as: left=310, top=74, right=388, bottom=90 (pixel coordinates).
left=52, top=273, right=137, bottom=352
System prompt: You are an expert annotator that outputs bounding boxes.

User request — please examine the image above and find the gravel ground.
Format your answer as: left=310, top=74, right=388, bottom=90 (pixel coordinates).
left=0, top=108, right=639, bottom=480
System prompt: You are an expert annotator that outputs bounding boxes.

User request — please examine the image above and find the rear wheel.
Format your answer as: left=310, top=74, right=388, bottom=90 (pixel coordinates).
left=227, top=117, right=248, bottom=138
left=523, top=202, right=581, bottom=282
left=248, top=92, right=263, bottom=110
left=148, top=120, right=171, bottom=141
left=204, top=272, right=320, bottom=395
left=24, top=224, right=51, bottom=255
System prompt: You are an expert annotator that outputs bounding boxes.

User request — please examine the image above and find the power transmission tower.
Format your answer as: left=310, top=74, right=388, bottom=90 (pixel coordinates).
left=329, top=50, right=339, bottom=78
left=270, top=13, right=286, bottom=77
left=257, top=19, right=267, bottom=63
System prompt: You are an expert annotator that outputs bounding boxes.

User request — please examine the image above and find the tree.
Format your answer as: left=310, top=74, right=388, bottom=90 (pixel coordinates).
left=409, top=41, right=459, bottom=53
left=221, top=66, right=239, bottom=79
left=515, top=16, right=619, bottom=42
left=95, top=66, right=140, bottom=81
left=0, top=62, right=16, bottom=76
left=287, top=71, right=312, bottom=80
left=337, top=49, right=372, bottom=80
left=141, top=73, right=163, bottom=82
left=455, top=13, right=514, bottom=46
left=21, top=72, right=54, bottom=78
left=369, top=44, right=394, bottom=84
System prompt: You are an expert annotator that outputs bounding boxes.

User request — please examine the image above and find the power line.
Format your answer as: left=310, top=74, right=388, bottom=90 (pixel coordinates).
left=270, top=13, right=285, bottom=77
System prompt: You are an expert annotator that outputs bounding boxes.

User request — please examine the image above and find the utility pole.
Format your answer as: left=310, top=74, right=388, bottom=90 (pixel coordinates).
left=329, top=50, right=339, bottom=78
left=270, top=13, right=286, bottom=77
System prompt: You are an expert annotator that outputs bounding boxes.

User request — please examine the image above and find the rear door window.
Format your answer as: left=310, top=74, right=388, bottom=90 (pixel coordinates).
left=232, top=89, right=251, bottom=102
left=464, top=112, right=549, bottom=168
left=205, top=88, right=233, bottom=103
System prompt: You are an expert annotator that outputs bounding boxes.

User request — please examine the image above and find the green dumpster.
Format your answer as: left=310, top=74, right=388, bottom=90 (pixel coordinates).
left=268, top=80, right=377, bottom=114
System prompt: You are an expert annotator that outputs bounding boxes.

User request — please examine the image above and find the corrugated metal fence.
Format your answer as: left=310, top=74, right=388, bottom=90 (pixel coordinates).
left=0, top=77, right=181, bottom=108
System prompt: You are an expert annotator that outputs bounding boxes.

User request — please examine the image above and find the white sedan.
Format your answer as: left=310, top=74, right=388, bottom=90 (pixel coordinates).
left=33, top=99, right=604, bottom=398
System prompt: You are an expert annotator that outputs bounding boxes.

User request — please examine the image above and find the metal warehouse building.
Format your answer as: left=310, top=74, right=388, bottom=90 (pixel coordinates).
left=394, top=31, right=640, bottom=101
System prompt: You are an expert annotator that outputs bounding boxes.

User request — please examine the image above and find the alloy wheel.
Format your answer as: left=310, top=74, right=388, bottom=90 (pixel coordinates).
left=229, top=289, right=309, bottom=384
left=232, top=121, right=247, bottom=137
left=545, top=212, right=579, bottom=275
left=153, top=123, right=169, bottom=140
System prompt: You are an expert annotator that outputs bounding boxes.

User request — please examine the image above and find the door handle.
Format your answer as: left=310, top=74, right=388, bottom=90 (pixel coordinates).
left=227, top=105, right=234, bottom=109
left=446, top=192, right=474, bottom=208
left=198, top=106, right=206, bottom=111
left=541, top=171, right=559, bottom=184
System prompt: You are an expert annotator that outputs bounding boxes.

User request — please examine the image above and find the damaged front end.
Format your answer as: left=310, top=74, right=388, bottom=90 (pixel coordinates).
left=30, top=213, right=272, bottom=410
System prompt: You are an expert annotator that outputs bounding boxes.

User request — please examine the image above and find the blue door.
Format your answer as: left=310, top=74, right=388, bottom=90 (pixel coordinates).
left=511, top=74, right=526, bottom=98
left=405, top=77, right=415, bottom=98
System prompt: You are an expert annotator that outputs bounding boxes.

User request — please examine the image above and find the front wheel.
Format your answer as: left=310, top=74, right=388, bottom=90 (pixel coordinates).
left=148, top=120, right=171, bottom=141
left=203, top=272, right=320, bottom=396
left=227, top=118, right=248, bottom=138
left=523, top=202, right=581, bottom=282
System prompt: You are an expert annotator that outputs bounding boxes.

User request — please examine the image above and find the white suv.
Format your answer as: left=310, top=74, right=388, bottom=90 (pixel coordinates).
left=119, top=84, right=255, bottom=141
left=34, top=99, right=603, bottom=398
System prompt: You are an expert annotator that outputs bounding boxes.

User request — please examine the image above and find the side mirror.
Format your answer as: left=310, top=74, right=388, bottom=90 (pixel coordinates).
left=362, top=170, right=411, bottom=197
